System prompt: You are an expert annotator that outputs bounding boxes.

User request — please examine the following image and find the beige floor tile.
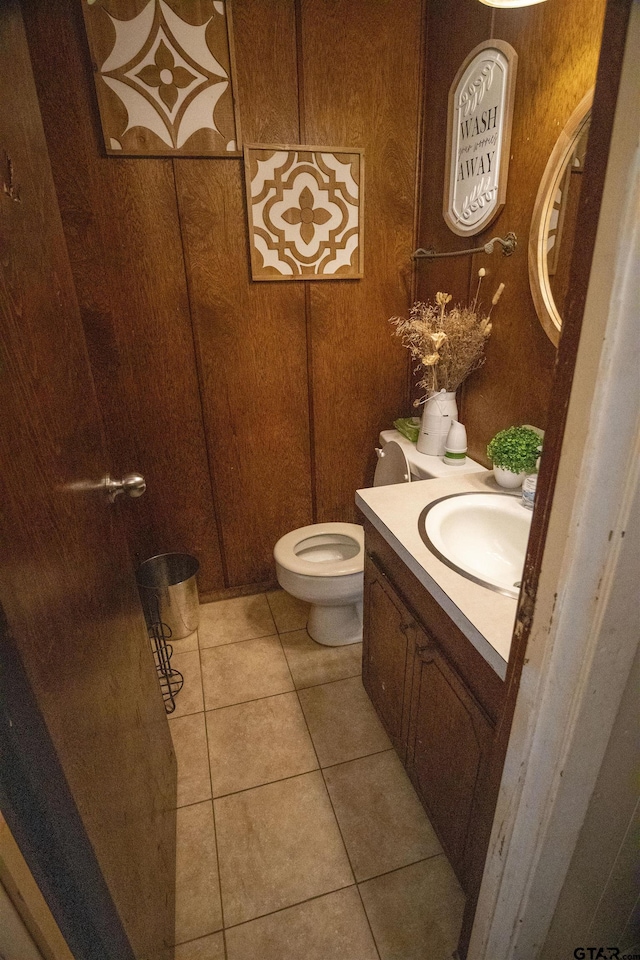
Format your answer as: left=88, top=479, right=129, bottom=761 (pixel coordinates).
left=174, top=933, right=225, bottom=960
left=298, top=677, right=391, bottom=767
left=280, top=629, right=362, bottom=689
left=324, top=749, right=442, bottom=880
left=359, top=857, right=465, bottom=960
left=175, top=802, right=222, bottom=945
left=225, top=887, right=378, bottom=960
left=265, top=589, right=309, bottom=633
left=215, top=771, right=353, bottom=925
left=169, top=713, right=212, bottom=808
left=206, top=693, right=317, bottom=797
left=170, top=631, right=199, bottom=655
left=199, top=595, right=276, bottom=648
left=201, top=636, right=293, bottom=710
left=167, top=650, right=204, bottom=718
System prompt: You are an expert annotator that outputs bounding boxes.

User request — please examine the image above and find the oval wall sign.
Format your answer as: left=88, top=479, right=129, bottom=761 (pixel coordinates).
left=444, top=40, right=518, bottom=237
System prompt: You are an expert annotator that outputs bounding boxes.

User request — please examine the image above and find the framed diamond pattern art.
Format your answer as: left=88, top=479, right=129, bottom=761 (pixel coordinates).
left=243, top=144, right=364, bottom=281
left=82, top=0, right=241, bottom=156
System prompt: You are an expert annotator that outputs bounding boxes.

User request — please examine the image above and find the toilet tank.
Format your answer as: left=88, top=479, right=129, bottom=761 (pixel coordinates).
left=378, top=429, right=486, bottom=481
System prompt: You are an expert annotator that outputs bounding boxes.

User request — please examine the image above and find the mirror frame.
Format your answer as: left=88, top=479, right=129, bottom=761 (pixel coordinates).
left=528, top=89, right=594, bottom=347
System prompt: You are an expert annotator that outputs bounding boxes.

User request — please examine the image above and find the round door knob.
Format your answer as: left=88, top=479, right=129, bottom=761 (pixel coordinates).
left=104, top=473, right=146, bottom=502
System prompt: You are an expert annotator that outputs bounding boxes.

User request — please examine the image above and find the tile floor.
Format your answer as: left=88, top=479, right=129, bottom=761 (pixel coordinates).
left=167, top=590, right=465, bottom=960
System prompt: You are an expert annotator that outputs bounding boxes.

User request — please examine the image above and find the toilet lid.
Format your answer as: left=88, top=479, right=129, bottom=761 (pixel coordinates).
left=373, top=440, right=412, bottom=486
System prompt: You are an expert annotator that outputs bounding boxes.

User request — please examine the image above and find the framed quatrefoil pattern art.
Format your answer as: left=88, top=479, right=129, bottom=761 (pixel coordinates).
left=243, top=145, right=364, bottom=281
left=82, top=0, right=241, bottom=156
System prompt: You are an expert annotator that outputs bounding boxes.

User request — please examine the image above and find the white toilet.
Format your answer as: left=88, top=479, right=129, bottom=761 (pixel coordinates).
left=274, top=430, right=485, bottom=646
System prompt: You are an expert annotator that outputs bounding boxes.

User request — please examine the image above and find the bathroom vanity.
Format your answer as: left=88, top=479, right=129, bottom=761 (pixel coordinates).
left=356, top=472, right=520, bottom=892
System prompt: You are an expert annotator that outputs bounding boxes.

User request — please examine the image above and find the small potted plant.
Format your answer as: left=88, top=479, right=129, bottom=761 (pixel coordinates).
left=487, top=426, right=542, bottom=488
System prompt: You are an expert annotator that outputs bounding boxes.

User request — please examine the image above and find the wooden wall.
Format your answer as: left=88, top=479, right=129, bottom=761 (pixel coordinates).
left=416, top=0, right=607, bottom=465
left=20, top=0, right=605, bottom=591
left=21, top=0, right=423, bottom=593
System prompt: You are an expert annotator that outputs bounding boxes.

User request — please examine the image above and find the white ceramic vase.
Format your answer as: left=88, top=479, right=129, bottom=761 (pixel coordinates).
left=416, top=390, right=458, bottom=457
left=493, top=465, right=526, bottom=488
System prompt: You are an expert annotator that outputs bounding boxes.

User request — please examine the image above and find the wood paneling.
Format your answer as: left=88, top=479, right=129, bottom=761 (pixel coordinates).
left=362, top=519, right=505, bottom=724
left=230, top=0, right=301, bottom=146
left=176, top=160, right=312, bottom=585
left=415, top=0, right=493, bottom=389
left=175, top=0, right=312, bottom=586
left=362, top=565, right=415, bottom=760
left=22, top=0, right=224, bottom=592
left=417, top=0, right=606, bottom=465
left=408, top=635, right=494, bottom=885
left=464, top=0, right=606, bottom=463
left=20, top=0, right=605, bottom=589
left=300, top=0, right=422, bottom=520
left=22, top=0, right=425, bottom=591
left=362, top=541, right=496, bottom=892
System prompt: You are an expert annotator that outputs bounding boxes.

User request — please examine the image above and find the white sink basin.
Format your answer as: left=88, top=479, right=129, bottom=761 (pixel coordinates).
left=419, top=492, right=533, bottom=598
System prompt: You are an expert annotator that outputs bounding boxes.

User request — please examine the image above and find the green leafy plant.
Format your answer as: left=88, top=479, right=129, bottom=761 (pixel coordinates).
left=487, top=426, right=542, bottom=474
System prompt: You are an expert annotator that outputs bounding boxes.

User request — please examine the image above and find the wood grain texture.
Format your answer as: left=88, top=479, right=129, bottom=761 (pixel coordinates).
left=362, top=520, right=505, bottom=724
left=230, top=0, right=301, bottom=146
left=175, top=0, right=312, bottom=586
left=300, top=0, right=423, bottom=521
left=22, top=0, right=424, bottom=591
left=176, top=159, right=312, bottom=585
left=0, top=4, right=176, bottom=954
left=463, top=0, right=606, bottom=463
left=362, top=541, right=495, bottom=892
left=408, top=632, right=494, bottom=888
left=415, top=0, right=492, bottom=407
left=22, top=0, right=225, bottom=593
left=362, top=560, right=415, bottom=761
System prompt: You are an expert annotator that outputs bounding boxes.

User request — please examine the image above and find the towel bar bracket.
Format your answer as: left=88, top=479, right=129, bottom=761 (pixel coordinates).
left=412, top=232, right=517, bottom=261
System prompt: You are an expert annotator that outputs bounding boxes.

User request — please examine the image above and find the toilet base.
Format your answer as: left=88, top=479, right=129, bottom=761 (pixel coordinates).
left=307, top=601, right=363, bottom=646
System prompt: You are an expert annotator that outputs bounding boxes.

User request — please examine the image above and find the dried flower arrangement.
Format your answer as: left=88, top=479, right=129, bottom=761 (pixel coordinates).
left=390, top=271, right=504, bottom=405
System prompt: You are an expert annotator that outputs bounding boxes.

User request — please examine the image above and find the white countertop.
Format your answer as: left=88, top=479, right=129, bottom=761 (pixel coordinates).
left=356, top=470, right=520, bottom=680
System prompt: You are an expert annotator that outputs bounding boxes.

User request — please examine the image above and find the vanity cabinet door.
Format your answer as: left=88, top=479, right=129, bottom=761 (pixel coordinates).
left=362, top=554, right=414, bottom=761
left=407, top=631, right=494, bottom=885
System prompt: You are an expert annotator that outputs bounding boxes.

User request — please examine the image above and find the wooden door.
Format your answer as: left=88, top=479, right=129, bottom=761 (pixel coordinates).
left=362, top=554, right=414, bottom=760
left=0, top=4, right=176, bottom=959
left=407, top=632, right=494, bottom=886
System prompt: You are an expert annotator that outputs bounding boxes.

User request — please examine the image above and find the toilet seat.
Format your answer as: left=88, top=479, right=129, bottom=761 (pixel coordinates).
left=274, top=522, right=364, bottom=577
left=272, top=439, right=413, bottom=645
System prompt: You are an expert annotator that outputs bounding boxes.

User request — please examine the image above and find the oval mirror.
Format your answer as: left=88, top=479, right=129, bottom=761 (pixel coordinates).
left=528, top=90, right=593, bottom=346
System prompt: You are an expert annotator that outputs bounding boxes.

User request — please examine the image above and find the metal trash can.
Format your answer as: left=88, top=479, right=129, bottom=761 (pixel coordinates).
left=136, top=553, right=200, bottom=641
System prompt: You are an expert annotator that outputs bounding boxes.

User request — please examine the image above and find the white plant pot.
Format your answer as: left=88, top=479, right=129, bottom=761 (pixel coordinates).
left=493, top=465, right=526, bottom=489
